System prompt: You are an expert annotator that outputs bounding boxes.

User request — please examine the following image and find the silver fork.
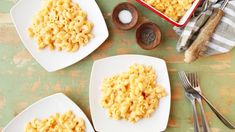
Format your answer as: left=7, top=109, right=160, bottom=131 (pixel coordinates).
left=178, top=71, right=235, bottom=129
left=185, top=92, right=201, bottom=132
left=180, top=73, right=200, bottom=132
left=187, top=73, right=210, bottom=132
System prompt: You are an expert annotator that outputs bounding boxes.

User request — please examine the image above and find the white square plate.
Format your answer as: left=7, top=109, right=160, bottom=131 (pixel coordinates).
left=3, top=93, right=94, bottom=132
left=89, top=54, right=171, bottom=132
left=10, top=0, right=109, bottom=72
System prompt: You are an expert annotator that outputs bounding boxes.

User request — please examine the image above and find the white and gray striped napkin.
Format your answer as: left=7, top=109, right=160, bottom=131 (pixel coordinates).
left=174, top=0, right=235, bottom=56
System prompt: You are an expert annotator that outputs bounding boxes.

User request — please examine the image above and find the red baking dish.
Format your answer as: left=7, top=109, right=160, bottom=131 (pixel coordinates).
left=136, top=0, right=202, bottom=27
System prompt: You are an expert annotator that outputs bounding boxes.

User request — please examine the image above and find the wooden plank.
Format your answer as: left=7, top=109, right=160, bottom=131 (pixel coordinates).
left=0, top=0, right=235, bottom=131
left=0, top=13, right=12, bottom=24
left=0, top=23, right=21, bottom=44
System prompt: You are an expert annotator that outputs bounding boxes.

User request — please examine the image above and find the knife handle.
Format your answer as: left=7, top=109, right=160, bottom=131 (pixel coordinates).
left=184, top=9, right=224, bottom=63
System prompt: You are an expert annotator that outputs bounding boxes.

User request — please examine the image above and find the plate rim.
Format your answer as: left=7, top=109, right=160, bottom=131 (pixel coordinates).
left=3, top=93, right=95, bottom=132
left=89, top=54, right=171, bottom=132
left=10, top=0, right=109, bottom=72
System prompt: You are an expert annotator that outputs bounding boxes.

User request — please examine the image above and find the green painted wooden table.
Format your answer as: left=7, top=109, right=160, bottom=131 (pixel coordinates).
left=0, top=0, right=235, bottom=131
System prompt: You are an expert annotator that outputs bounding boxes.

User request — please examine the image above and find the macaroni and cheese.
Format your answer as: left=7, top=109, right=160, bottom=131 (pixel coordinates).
left=27, top=0, right=93, bottom=52
left=100, top=64, right=166, bottom=123
left=143, top=0, right=195, bottom=21
left=25, top=110, right=86, bottom=132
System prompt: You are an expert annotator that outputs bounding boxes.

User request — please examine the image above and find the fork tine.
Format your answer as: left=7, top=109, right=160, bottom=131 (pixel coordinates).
left=192, top=72, right=199, bottom=87
left=187, top=73, right=194, bottom=87
left=178, top=72, right=186, bottom=88
left=178, top=71, right=191, bottom=91
left=178, top=72, right=187, bottom=89
left=185, top=74, right=192, bottom=90
left=186, top=73, right=190, bottom=85
left=192, top=73, right=196, bottom=87
left=195, top=72, right=199, bottom=87
left=185, top=73, right=194, bottom=89
left=194, top=72, right=198, bottom=87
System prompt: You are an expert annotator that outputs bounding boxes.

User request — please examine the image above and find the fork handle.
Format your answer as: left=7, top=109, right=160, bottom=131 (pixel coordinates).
left=191, top=99, right=201, bottom=132
left=199, top=94, right=235, bottom=129
left=197, top=98, right=210, bottom=132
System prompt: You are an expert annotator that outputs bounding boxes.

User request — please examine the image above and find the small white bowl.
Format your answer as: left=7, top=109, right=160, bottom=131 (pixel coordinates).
left=89, top=54, right=171, bottom=132
left=10, top=0, right=109, bottom=72
left=3, top=93, right=95, bottom=132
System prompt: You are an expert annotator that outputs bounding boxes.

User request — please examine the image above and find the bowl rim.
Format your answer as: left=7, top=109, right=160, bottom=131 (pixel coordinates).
left=112, top=2, right=139, bottom=30
left=136, top=22, right=161, bottom=50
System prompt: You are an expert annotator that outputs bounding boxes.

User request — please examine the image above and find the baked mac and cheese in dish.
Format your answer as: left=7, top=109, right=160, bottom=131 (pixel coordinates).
left=143, top=0, right=195, bottom=21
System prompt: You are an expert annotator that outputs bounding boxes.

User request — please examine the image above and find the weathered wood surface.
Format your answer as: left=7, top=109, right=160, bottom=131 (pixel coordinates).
left=0, top=0, right=234, bottom=131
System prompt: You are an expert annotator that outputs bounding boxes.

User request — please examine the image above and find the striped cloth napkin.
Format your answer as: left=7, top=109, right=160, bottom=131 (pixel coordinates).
left=174, top=0, right=235, bottom=56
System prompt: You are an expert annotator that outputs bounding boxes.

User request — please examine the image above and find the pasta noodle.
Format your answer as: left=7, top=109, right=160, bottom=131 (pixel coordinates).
left=25, top=110, right=86, bottom=132
left=100, top=64, right=166, bottom=123
left=27, top=0, right=94, bottom=52
left=143, top=0, right=195, bottom=22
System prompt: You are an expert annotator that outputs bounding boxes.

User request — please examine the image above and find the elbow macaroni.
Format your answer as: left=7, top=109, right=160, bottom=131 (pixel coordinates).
left=143, top=0, right=195, bottom=22
left=100, top=64, right=166, bottom=123
left=27, top=0, right=94, bottom=52
left=25, top=110, right=86, bottom=132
